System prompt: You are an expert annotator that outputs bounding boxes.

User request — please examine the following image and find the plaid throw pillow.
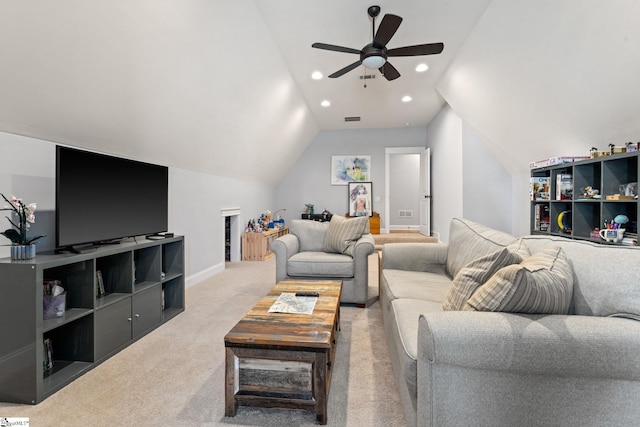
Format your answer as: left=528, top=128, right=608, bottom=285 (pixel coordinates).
left=324, top=215, right=368, bottom=256
left=464, top=246, right=573, bottom=314
left=443, top=247, right=525, bottom=311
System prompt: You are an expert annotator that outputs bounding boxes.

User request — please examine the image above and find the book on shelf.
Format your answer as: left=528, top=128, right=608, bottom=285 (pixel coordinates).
left=556, top=174, right=573, bottom=200
left=534, top=204, right=550, bottom=231
left=43, top=338, right=54, bottom=371
left=529, top=156, right=590, bottom=168
left=530, top=177, right=550, bottom=200
left=96, top=270, right=105, bottom=297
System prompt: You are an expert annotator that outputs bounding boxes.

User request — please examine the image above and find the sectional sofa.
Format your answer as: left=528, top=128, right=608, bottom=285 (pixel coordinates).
left=381, top=217, right=640, bottom=427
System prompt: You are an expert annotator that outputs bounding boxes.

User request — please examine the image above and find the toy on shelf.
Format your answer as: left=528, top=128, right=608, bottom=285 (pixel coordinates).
left=579, top=186, right=600, bottom=199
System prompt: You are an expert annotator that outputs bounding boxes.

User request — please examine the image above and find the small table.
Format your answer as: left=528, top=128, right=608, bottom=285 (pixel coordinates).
left=224, top=280, right=342, bottom=424
left=241, top=227, right=289, bottom=261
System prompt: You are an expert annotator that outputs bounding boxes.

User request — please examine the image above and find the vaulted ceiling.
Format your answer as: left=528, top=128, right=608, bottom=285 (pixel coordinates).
left=1, top=1, right=639, bottom=185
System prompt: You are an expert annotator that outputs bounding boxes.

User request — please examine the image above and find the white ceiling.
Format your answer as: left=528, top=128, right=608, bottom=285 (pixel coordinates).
left=1, top=1, right=640, bottom=184
left=255, top=0, right=491, bottom=130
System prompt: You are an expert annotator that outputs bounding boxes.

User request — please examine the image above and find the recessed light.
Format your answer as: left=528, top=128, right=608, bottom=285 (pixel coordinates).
left=321, top=100, right=331, bottom=107
left=415, top=63, right=429, bottom=72
left=312, top=71, right=323, bottom=80
left=402, top=96, right=412, bottom=103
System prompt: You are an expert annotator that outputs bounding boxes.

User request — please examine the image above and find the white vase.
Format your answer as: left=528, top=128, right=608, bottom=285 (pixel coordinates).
left=11, top=244, right=36, bottom=261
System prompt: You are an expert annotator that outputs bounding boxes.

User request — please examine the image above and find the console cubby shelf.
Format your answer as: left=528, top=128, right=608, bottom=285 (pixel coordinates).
left=0, top=235, right=184, bottom=404
left=530, top=151, right=639, bottom=246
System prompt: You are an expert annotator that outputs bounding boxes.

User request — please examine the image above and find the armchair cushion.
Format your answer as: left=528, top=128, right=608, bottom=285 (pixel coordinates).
left=465, top=246, right=574, bottom=314
left=287, top=251, right=354, bottom=278
left=324, top=214, right=368, bottom=256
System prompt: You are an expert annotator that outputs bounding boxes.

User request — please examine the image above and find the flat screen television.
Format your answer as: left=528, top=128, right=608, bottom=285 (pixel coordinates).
left=56, top=146, right=169, bottom=249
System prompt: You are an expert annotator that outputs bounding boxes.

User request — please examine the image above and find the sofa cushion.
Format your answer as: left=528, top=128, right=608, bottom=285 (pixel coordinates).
left=446, top=218, right=518, bottom=279
left=289, top=219, right=328, bottom=252
left=443, top=246, right=525, bottom=311
left=464, top=246, right=573, bottom=314
left=382, top=269, right=452, bottom=304
left=324, top=214, right=368, bottom=256
left=287, top=251, right=354, bottom=278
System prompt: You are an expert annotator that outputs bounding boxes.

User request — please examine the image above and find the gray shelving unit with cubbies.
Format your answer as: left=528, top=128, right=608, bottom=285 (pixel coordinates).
left=0, top=236, right=184, bottom=404
left=530, top=152, right=638, bottom=244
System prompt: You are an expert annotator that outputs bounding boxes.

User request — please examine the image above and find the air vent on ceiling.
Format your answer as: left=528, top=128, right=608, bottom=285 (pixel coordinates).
left=359, top=75, right=376, bottom=80
left=344, top=116, right=361, bottom=122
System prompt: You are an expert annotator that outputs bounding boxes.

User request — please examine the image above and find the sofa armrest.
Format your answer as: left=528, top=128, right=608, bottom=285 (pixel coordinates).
left=271, top=234, right=300, bottom=282
left=353, top=233, right=375, bottom=260
left=418, top=311, right=640, bottom=380
left=382, top=242, right=448, bottom=274
left=350, top=234, right=375, bottom=302
left=416, top=312, right=640, bottom=427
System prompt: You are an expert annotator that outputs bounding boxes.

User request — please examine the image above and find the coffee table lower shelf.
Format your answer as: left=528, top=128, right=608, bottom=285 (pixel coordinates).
left=225, top=346, right=333, bottom=423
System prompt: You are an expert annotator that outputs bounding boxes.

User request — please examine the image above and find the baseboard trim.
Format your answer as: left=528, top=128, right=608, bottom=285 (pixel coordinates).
left=389, top=225, right=420, bottom=232
left=186, top=262, right=224, bottom=288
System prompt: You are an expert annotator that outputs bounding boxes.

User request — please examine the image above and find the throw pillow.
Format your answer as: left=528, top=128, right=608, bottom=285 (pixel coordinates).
left=324, top=215, right=368, bottom=256
left=443, top=247, right=525, bottom=311
left=464, top=246, right=574, bottom=314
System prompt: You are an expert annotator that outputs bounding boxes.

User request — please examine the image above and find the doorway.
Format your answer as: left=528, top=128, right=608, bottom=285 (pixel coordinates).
left=221, top=208, right=241, bottom=263
left=385, top=147, right=431, bottom=235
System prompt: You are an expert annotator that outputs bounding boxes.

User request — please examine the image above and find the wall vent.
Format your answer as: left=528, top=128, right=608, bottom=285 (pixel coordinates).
left=344, top=116, right=361, bottom=122
left=398, top=210, right=413, bottom=218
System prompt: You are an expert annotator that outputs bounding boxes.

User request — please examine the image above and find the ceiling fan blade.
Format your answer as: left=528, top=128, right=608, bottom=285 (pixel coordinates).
left=387, top=42, right=444, bottom=57
left=373, top=14, right=402, bottom=47
left=328, top=60, right=362, bottom=78
left=380, top=62, right=400, bottom=81
left=312, top=42, right=361, bottom=55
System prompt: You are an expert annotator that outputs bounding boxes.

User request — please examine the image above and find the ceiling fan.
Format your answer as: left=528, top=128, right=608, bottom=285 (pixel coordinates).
left=312, top=5, right=444, bottom=81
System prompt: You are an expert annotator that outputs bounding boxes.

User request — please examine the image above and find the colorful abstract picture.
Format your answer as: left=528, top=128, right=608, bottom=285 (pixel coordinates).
left=331, top=155, right=371, bottom=185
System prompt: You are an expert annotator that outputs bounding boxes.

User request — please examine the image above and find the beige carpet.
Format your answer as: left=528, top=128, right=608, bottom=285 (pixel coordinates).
left=0, top=254, right=406, bottom=426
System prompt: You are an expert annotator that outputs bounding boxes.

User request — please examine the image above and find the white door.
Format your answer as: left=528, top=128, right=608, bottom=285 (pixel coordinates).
left=419, top=148, right=431, bottom=236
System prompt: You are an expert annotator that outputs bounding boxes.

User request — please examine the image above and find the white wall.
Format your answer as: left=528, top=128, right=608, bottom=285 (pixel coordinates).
left=512, top=173, right=533, bottom=237
left=275, top=127, right=428, bottom=229
left=462, top=121, right=512, bottom=233
left=0, top=133, right=56, bottom=256
left=0, top=131, right=275, bottom=286
left=169, top=168, right=274, bottom=286
left=426, top=105, right=463, bottom=242
left=426, top=105, right=517, bottom=242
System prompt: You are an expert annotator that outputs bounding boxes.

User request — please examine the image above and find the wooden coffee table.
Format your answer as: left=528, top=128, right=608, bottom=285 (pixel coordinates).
left=224, top=280, right=342, bottom=424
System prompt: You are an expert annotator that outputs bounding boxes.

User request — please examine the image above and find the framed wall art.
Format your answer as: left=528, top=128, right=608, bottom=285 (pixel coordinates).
left=348, top=181, right=373, bottom=217
left=331, top=155, right=371, bottom=185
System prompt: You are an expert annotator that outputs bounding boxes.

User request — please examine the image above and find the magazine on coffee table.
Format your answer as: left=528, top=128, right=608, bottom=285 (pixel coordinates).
left=268, top=292, right=317, bottom=315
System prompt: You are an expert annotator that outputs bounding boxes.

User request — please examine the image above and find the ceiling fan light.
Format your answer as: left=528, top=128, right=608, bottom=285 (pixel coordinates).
left=311, top=71, right=323, bottom=80
left=362, top=55, right=386, bottom=69
left=415, top=63, right=429, bottom=72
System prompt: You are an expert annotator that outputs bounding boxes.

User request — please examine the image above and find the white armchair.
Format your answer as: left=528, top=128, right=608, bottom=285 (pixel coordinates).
left=271, top=217, right=374, bottom=307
